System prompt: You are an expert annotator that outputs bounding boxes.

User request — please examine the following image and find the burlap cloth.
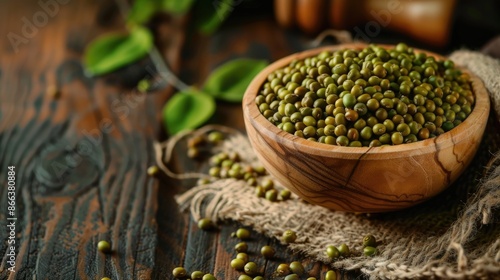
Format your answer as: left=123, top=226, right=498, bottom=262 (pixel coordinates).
left=159, top=51, right=500, bottom=279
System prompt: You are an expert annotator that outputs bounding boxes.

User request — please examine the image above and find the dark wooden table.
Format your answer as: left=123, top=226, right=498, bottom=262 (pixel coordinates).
left=0, top=1, right=329, bottom=279
left=0, top=1, right=497, bottom=279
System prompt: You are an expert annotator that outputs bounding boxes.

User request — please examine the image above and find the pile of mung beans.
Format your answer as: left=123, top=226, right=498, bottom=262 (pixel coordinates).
left=256, top=43, right=475, bottom=147
left=185, top=131, right=293, bottom=203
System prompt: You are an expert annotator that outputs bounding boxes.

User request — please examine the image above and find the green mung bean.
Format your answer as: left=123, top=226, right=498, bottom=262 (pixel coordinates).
left=256, top=44, right=474, bottom=146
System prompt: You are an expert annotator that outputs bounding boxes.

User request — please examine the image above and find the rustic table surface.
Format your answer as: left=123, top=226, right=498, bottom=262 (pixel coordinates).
left=0, top=1, right=497, bottom=280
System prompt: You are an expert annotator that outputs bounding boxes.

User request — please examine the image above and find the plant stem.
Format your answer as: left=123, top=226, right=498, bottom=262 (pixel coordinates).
left=114, top=0, right=189, bottom=91
left=149, top=47, right=190, bottom=91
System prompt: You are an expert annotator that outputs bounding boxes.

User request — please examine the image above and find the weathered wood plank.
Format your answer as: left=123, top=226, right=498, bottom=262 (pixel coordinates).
left=0, top=1, right=376, bottom=279
left=152, top=11, right=350, bottom=280
left=0, top=0, right=182, bottom=279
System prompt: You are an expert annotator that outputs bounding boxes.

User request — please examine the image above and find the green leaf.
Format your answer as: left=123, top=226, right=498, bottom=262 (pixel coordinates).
left=127, top=0, right=160, bottom=25
left=162, top=0, right=195, bottom=14
left=193, top=0, right=235, bottom=34
left=83, top=26, right=153, bottom=76
left=163, top=90, right=216, bottom=135
left=203, top=58, right=268, bottom=102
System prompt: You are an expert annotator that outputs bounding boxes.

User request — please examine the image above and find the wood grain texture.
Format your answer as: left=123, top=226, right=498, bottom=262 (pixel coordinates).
left=0, top=0, right=178, bottom=279
left=0, top=1, right=360, bottom=279
left=243, top=43, right=490, bottom=213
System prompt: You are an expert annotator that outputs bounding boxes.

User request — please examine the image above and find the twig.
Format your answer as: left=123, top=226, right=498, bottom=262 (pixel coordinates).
left=114, top=0, right=189, bottom=91
left=309, top=29, right=355, bottom=47
left=149, top=47, right=190, bottom=91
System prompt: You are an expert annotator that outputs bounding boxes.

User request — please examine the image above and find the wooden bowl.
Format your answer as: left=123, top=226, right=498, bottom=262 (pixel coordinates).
left=242, top=43, right=490, bottom=212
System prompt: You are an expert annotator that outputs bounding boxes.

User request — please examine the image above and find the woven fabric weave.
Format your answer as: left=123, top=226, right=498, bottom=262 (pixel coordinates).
left=169, top=51, right=500, bottom=279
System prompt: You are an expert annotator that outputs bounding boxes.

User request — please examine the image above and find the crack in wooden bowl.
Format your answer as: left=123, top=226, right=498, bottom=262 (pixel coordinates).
left=242, top=43, right=490, bottom=212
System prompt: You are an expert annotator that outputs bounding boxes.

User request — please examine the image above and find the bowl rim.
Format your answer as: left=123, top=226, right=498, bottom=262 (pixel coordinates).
left=243, top=43, right=490, bottom=158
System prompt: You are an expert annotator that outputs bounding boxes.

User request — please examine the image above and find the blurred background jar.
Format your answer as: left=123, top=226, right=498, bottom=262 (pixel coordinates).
left=273, top=0, right=500, bottom=49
